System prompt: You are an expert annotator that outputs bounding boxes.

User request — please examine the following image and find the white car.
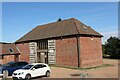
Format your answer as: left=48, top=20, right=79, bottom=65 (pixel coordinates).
left=12, top=63, right=51, bottom=80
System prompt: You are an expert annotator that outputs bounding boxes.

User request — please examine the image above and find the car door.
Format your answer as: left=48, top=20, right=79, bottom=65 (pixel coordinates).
left=8, top=63, right=18, bottom=75
left=30, top=65, right=40, bottom=77
left=31, top=64, right=46, bottom=77
left=40, top=64, right=47, bottom=75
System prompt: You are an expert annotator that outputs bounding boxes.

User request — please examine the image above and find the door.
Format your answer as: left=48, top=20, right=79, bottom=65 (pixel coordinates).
left=40, top=53, right=45, bottom=63
left=37, top=52, right=45, bottom=63
left=37, top=52, right=41, bottom=63
left=31, top=64, right=46, bottom=77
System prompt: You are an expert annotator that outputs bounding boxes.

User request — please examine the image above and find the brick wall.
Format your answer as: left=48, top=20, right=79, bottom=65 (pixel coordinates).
left=55, top=36, right=103, bottom=68
left=16, top=43, right=30, bottom=63
left=0, top=55, right=19, bottom=64
left=56, top=37, right=78, bottom=67
left=2, top=55, right=15, bottom=64
left=79, top=36, right=103, bottom=68
left=15, top=36, right=102, bottom=68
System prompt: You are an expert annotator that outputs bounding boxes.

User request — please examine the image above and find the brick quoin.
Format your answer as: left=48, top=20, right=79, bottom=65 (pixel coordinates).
left=16, top=43, right=30, bottom=63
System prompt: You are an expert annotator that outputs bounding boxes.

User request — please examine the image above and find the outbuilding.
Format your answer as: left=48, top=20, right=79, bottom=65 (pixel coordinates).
left=0, top=43, right=20, bottom=64
left=15, top=18, right=103, bottom=68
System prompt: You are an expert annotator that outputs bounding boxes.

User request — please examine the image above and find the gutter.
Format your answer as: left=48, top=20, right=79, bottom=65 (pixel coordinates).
left=0, top=53, right=20, bottom=56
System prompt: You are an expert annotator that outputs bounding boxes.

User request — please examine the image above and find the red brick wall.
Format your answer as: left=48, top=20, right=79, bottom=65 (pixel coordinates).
left=56, top=37, right=78, bottom=67
left=1, top=55, right=14, bottom=64
left=56, top=36, right=103, bottom=68
left=79, top=36, right=103, bottom=68
left=0, top=55, right=19, bottom=64
left=16, top=43, right=30, bottom=63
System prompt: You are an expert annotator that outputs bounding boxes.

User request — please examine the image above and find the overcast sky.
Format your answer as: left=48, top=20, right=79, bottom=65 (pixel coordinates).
left=2, top=2, right=118, bottom=44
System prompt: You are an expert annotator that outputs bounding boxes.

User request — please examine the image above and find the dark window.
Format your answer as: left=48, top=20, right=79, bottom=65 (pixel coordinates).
left=41, top=64, right=47, bottom=67
left=33, top=65, right=41, bottom=69
left=16, top=62, right=28, bottom=66
left=10, top=63, right=17, bottom=67
left=21, top=62, right=28, bottom=65
left=37, top=40, right=48, bottom=50
left=9, top=62, right=28, bottom=67
left=33, top=64, right=46, bottom=69
left=22, top=64, right=33, bottom=69
left=8, top=48, right=14, bottom=53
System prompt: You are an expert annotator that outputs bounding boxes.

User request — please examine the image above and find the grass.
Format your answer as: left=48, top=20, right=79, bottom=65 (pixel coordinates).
left=49, top=64, right=113, bottom=70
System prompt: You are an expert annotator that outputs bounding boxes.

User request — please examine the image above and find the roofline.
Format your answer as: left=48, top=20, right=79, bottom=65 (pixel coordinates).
left=0, top=53, right=20, bottom=56
left=15, top=34, right=103, bottom=44
left=15, top=18, right=103, bottom=43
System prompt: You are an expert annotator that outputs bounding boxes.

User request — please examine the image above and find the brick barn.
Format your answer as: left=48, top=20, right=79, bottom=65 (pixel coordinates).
left=0, top=43, right=20, bottom=64
left=15, top=18, right=103, bottom=68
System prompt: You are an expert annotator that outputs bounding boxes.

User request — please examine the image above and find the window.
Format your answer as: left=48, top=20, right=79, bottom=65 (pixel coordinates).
left=22, top=64, right=33, bottom=69
left=10, top=63, right=17, bottom=67
left=37, top=40, right=48, bottom=50
left=8, top=48, right=14, bottom=53
left=33, top=64, right=46, bottom=69
left=41, top=64, right=47, bottom=67
left=16, top=62, right=28, bottom=66
left=33, top=65, right=42, bottom=69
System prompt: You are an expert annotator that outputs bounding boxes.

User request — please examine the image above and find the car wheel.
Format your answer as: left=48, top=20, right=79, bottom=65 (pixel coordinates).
left=46, top=71, right=50, bottom=77
left=25, top=74, right=31, bottom=80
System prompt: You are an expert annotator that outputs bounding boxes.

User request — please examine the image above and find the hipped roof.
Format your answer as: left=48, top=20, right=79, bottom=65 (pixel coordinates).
left=0, top=43, right=20, bottom=55
left=16, top=18, right=102, bottom=43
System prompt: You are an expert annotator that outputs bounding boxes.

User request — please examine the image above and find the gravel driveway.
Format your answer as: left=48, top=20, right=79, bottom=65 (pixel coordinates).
left=2, top=59, right=119, bottom=79
left=49, top=59, right=118, bottom=78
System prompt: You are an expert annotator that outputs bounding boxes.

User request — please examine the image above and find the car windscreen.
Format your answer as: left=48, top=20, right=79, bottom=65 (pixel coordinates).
left=22, top=64, right=33, bottom=69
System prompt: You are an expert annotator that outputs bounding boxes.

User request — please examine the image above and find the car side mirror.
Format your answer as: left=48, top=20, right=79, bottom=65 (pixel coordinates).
left=32, top=68, right=35, bottom=71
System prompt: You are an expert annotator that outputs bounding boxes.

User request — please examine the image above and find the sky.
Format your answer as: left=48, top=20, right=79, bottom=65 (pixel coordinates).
left=1, top=2, right=118, bottom=44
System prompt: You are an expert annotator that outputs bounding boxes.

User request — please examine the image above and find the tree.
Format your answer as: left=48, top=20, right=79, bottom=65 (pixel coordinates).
left=104, top=37, right=120, bottom=59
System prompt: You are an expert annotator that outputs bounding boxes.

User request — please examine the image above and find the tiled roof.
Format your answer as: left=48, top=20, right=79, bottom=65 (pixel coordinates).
left=0, top=43, right=20, bottom=55
left=16, top=18, right=102, bottom=43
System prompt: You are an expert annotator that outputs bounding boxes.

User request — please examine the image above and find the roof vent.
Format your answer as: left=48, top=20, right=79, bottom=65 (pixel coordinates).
left=82, top=25, right=88, bottom=30
left=8, top=48, right=14, bottom=53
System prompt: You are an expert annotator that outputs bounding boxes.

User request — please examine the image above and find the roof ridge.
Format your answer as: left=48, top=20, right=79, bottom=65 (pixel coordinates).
left=71, top=18, right=80, bottom=34
left=37, top=18, right=73, bottom=28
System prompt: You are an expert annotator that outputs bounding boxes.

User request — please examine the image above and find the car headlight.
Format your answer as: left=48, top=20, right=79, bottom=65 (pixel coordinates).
left=18, top=72, right=24, bottom=75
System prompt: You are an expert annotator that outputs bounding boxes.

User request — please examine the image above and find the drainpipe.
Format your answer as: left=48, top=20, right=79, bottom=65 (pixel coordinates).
left=76, top=36, right=80, bottom=68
